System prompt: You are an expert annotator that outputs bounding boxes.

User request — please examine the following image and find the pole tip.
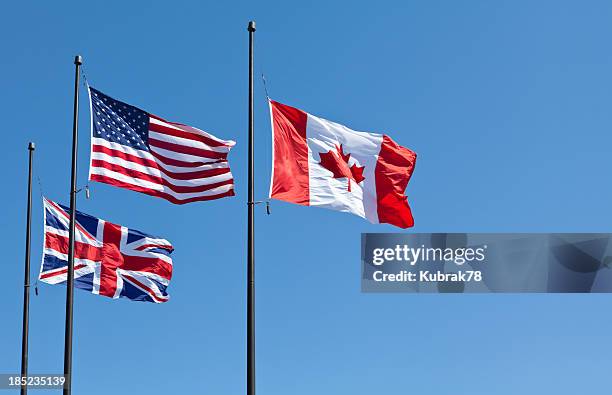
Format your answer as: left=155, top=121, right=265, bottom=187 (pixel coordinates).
left=28, top=142, right=35, bottom=151
left=74, top=55, right=83, bottom=65
left=248, top=21, right=256, bottom=32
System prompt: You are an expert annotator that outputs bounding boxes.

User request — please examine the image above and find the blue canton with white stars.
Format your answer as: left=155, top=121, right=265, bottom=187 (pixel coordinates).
left=90, top=87, right=149, bottom=150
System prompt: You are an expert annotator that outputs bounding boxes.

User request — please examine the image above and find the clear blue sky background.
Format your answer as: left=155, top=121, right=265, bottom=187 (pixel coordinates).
left=2, top=1, right=612, bottom=394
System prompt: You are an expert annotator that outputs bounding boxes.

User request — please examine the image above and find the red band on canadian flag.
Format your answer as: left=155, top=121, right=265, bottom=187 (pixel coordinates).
left=269, top=100, right=309, bottom=205
left=269, top=100, right=417, bottom=228
left=375, top=135, right=417, bottom=228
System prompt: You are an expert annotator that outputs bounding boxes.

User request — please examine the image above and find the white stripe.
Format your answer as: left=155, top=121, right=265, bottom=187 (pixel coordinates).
left=92, top=148, right=229, bottom=174
left=91, top=152, right=233, bottom=187
left=113, top=274, right=124, bottom=299
left=91, top=263, right=101, bottom=295
left=96, top=219, right=105, bottom=243
left=268, top=100, right=276, bottom=198
left=148, top=144, right=222, bottom=164
left=149, top=131, right=231, bottom=154
left=157, top=160, right=228, bottom=173
left=90, top=167, right=234, bottom=200
left=149, top=117, right=234, bottom=146
left=92, top=137, right=156, bottom=162
left=92, top=151, right=161, bottom=177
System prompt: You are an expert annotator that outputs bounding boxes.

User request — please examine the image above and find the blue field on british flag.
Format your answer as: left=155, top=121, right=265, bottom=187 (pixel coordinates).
left=39, top=198, right=174, bottom=303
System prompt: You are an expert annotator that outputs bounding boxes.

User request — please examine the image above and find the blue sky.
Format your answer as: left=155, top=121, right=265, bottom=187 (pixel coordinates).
left=2, top=0, right=612, bottom=394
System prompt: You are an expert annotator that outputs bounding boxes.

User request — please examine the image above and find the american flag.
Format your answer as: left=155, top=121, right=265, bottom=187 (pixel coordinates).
left=88, top=86, right=235, bottom=204
left=39, top=198, right=174, bottom=303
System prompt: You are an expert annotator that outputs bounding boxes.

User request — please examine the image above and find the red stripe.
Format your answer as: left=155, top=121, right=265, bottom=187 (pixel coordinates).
left=269, top=100, right=310, bottom=205
left=93, top=144, right=230, bottom=179
left=93, top=144, right=159, bottom=169
left=135, top=244, right=173, bottom=251
left=92, top=159, right=163, bottom=185
left=45, top=233, right=101, bottom=261
left=40, top=263, right=88, bottom=280
left=99, top=222, right=122, bottom=297
left=161, top=178, right=233, bottom=194
left=92, top=160, right=233, bottom=193
left=149, top=121, right=229, bottom=148
left=149, top=150, right=219, bottom=168
left=158, top=166, right=230, bottom=180
left=374, top=135, right=417, bottom=228
left=121, top=255, right=173, bottom=280
left=148, top=138, right=228, bottom=160
left=90, top=174, right=235, bottom=204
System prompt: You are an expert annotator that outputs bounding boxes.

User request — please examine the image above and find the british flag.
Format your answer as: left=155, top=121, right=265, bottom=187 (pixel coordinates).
left=39, top=198, right=174, bottom=303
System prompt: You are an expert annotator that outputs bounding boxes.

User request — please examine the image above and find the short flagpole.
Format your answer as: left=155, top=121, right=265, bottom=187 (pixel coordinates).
left=63, top=55, right=82, bottom=395
left=20, top=142, right=35, bottom=395
left=247, top=20, right=256, bottom=395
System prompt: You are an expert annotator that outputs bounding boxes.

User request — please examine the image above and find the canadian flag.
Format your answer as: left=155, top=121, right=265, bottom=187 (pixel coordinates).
left=268, top=100, right=417, bottom=228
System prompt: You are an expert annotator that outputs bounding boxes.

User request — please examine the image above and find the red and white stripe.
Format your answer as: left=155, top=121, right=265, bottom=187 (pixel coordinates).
left=89, top=115, right=236, bottom=204
left=269, top=100, right=417, bottom=228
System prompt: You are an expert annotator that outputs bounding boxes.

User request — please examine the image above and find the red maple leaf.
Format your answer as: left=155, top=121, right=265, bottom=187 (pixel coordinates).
left=318, top=144, right=365, bottom=192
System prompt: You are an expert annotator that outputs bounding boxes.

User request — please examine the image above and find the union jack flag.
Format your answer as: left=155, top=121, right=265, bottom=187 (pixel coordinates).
left=39, top=198, right=174, bottom=303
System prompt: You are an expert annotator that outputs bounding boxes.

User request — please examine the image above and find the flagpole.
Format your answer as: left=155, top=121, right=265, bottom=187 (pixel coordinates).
left=63, top=54, right=82, bottom=395
left=247, top=20, right=256, bottom=395
left=20, top=142, right=35, bottom=395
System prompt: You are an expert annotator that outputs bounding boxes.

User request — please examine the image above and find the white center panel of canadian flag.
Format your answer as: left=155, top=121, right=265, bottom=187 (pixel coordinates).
left=305, top=113, right=383, bottom=223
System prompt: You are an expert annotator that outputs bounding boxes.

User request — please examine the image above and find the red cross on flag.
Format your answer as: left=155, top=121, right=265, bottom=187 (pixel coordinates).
left=268, top=100, right=417, bottom=228
left=39, top=198, right=174, bottom=303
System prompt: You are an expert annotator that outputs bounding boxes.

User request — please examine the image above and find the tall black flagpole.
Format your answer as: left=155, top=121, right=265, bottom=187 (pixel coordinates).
left=20, top=142, right=35, bottom=395
left=63, top=54, right=82, bottom=395
left=247, top=20, right=256, bottom=395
